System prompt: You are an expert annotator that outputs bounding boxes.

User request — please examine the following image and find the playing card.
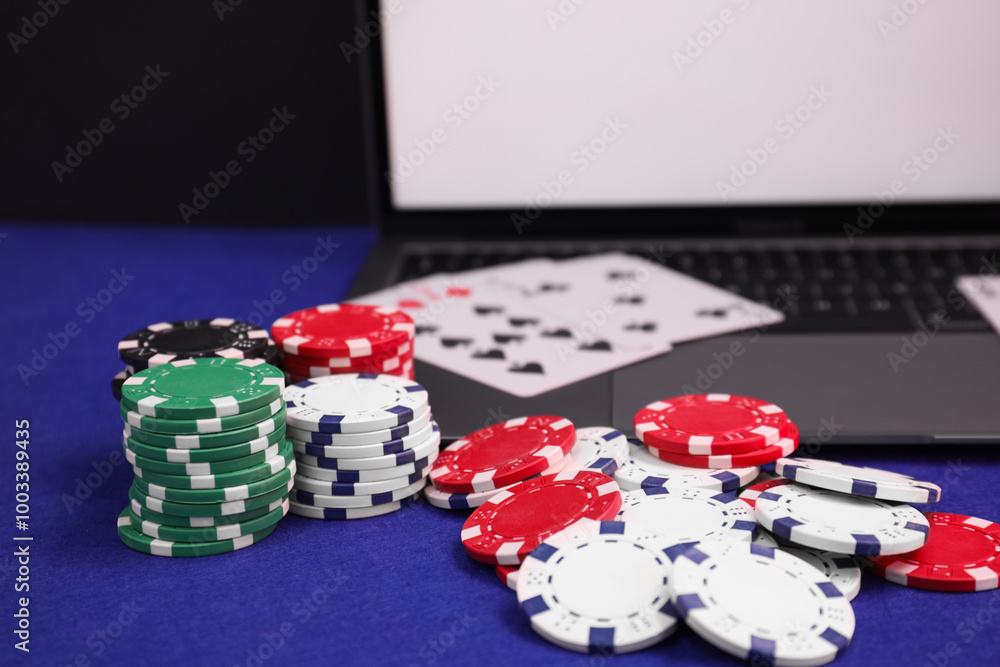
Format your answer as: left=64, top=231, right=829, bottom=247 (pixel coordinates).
left=956, top=274, right=1000, bottom=335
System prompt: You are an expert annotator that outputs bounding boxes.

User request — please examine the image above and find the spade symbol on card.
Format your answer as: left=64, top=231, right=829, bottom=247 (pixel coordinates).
left=441, top=337, right=474, bottom=348
left=474, top=305, right=504, bottom=316
left=493, top=334, right=525, bottom=344
left=579, top=340, right=613, bottom=352
left=541, top=328, right=573, bottom=338
left=537, top=283, right=569, bottom=293
left=625, top=322, right=657, bottom=332
left=614, top=295, right=645, bottom=305
left=415, top=325, right=439, bottom=335
left=509, top=362, right=544, bottom=375
left=508, top=317, right=540, bottom=327
left=472, top=349, right=505, bottom=360
left=608, top=271, right=637, bottom=280
left=697, top=306, right=733, bottom=318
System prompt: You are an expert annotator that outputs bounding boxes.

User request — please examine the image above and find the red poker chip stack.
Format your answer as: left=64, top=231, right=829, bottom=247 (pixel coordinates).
left=270, top=304, right=416, bottom=384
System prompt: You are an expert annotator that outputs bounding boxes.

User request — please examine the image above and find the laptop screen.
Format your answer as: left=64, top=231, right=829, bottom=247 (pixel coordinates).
left=379, top=1, right=1000, bottom=212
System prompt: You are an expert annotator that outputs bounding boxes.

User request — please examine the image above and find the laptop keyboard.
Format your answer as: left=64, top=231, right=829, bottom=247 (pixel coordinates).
left=396, top=245, right=997, bottom=333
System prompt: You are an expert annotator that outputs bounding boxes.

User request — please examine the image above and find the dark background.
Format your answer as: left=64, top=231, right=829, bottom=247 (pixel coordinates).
left=1, top=1, right=369, bottom=225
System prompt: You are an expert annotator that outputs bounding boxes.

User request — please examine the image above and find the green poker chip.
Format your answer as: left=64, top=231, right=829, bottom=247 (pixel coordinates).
left=122, top=412, right=286, bottom=449
left=124, top=440, right=283, bottom=476
left=131, top=460, right=295, bottom=503
left=120, top=398, right=285, bottom=435
left=129, top=479, right=292, bottom=517
left=129, top=494, right=283, bottom=527
left=126, top=498, right=289, bottom=543
left=120, top=358, right=285, bottom=419
left=131, top=440, right=293, bottom=490
left=116, top=507, right=281, bottom=557
left=123, top=427, right=285, bottom=462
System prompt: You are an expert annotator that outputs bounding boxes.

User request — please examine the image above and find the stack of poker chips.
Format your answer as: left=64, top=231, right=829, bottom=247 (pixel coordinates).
left=117, top=358, right=293, bottom=557
left=113, top=318, right=281, bottom=400
left=270, top=304, right=415, bottom=384
left=283, top=373, right=438, bottom=520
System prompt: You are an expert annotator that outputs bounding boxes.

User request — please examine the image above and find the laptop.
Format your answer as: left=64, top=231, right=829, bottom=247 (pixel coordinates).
left=350, top=0, right=1000, bottom=444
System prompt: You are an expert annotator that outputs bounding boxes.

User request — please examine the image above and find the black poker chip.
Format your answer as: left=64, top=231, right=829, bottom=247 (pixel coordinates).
left=117, top=319, right=271, bottom=370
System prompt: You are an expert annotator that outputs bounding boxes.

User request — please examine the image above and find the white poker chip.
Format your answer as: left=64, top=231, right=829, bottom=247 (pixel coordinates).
left=775, top=457, right=942, bottom=504
left=517, top=520, right=680, bottom=654
left=560, top=426, right=630, bottom=475
left=613, top=440, right=758, bottom=493
left=291, top=476, right=427, bottom=509
left=288, top=496, right=417, bottom=520
left=782, top=546, right=862, bottom=601
left=615, top=486, right=756, bottom=558
left=292, top=450, right=437, bottom=483
left=294, top=428, right=441, bottom=476
left=753, top=528, right=780, bottom=548
left=282, top=373, right=429, bottom=434
left=285, top=407, right=432, bottom=446
left=672, top=539, right=855, bottom=667
left=290, top=420, right=435, bottom=459
left=753, top=482, right=930, bottom=556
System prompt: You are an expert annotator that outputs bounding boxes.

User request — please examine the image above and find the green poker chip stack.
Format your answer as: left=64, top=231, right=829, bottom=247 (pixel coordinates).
left=116, top=357, right=293, bottom=557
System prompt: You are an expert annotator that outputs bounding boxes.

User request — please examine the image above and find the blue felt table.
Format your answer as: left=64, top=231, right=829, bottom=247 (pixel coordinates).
left=1, top=222, right=998, bottom=667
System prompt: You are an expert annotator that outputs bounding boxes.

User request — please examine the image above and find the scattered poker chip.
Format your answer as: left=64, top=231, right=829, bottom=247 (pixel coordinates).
left=647, top=423, right=798, bottom=469
left=127, top=498, right=289, bottom=543
left=613, top=439, right=758, bottom=493
left=130, top=495, right=284, bottom=528
left=425, top=452, right=574, bottom=511
left=271, top=304, right=415, bottom=358
left=121, top=358, right=285, bottom=419
left=288, top=494, right=418, bottom=520
left=131, top=460, right=296, bottom=503
left=672, top=539, right=855, bottom=667
left=129, top=479, right=293, bottom=517
left=112, top=369, right=130, bottom=401
left=775, top=457, right=942, bottom=504
left=123, top=414, right=285, bottom=450
left=120, top=398, right=284, bottom=435
left=294, top=469, right=426, bottom=496
left=283, top=374, right=429, bottom=434
left=118, top=319, right=271, bottom=370
left=124, top=429, right=284, bottom=463
left=285, top=408, right=431, bottom=446
left=497, top=564, right=520, bottom=591
left=867, top=512, right=1000, bottom=592
left=117, top=508, right=280, bottom=557
left=615, top=486, right=756, bottom=552
left=737, top=477, right=794, bottom=510
left=753, top=528, right=780, bottom=548
left=558, top=426, right=630, bottom=476
left=295, top=425, right=440, bottom=473
left=430, top=416, right=575, bottom=494
left=782, top=546, right=862, bottom=601
left=461, top=470, right=622, bottom=566
left=635, top=394, right=790, bottom=455
left=753, top=482, right=930, bottom=556
left=295, top=453, right=437, bottom=483
left=291, top=420, right=434, bottom=459
left=291, top=476, right=426, bottom=509
left=125, top=440, right=282, bottom=476
left=131, top=440, right=293, bottom=489
left=517, top=520, right=680, bottom=654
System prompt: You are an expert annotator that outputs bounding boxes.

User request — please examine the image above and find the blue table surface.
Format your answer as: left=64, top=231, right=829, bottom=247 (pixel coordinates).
left=1, top=222, right=998, bottom=667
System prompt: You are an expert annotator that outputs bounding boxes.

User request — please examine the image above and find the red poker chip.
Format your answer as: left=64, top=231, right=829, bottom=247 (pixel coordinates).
left=635, top=394, right=790, bottom=455
left=461, top=470, right=622, bottom=565
left=283, top=349, right=414, bottom=376
left=496, top=564, right=520, bottom=591
left=648, top=423, right=799, bottom=469
left=271, top=304, right=414, bottom=358
left=430, top=416, right=576, bottom=494
left=284, top=339, right=413, bottom=369
left=868, top=512, right=1000, bottom=592
left=737, top=477, right=794, bottom=510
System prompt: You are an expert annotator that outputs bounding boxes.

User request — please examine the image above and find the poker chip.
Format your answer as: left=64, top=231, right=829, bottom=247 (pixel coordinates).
left=284, top=339, right=412, bottom=369
left=283, top=374, right=429, bottom=434
left=615, top=486, right=756, bottom=552
left=285, top=408, right=431, bottom=445
left=117, top=508, right=280, bottom=557
left=737, top=477, right=794, bottom=510
left=121, top=358, right=285, bottom=419
left=129, top=479, right=293, bottom=517
left=132, top=460, right=296, bottom=503
left=290, top=420, right=434, bottom=459
left=753, top=482, right=930, bottom=556
left=635, top=394, right=790, bottom=455
left=672, top=539, right=855, bottom=667
left=118, top=319, right=271, bottom=369
left=130, top=495, right=284, bottom=528
left=647, top=422, right=798, bottom=469
left=424, top=451, right=572, bottom=510
left=131, top=439, right=293, bottom=490
left=125, top=440, right=282, bottom=476
left=271, top=304, right=414, bottom=358
left=497, top=564, right=519, bottom=591
left=294, top=469, right=426, bottom=496
left=867, top=512, right=1000, bottom=592
left=124, top=429, right=284, bottom=462
left=782, top=546, right=862, bottom=601
left=112, top=368, right=130, bottom=401
left=517, top=520, right=680, bottom=654
left=291, top=476, right=426, bottom=509
left=430, top=416, right=575, bottom=494
left=753, top=528, right=780, bottom=548
left=775, top=457, right=942, bottom=504
left=120, top=398, right=284, bottom=435
left=127, top=498, right=289, bottom=543
left=288, top=495, right=418, bottom=520
left=295, top=453, right=437, bottom=483
left=461, top=470, right=622, bottom=565
left=294, top=425, right=440, bottom=473
left=282, top=348, right=413, bottom=377
left=123, top=413, right=286, bottom=450
left=558, top=426, right=630, bottom=475
left=613, top=439, right=758, bottom=493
